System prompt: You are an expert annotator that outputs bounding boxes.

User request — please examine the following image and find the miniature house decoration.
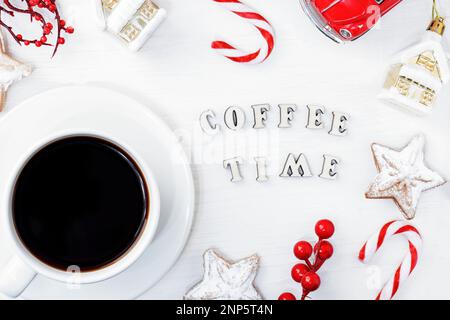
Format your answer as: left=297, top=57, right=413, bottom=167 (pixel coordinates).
left=94, top=0, right=166, bottom=51
left=379, top=17, right=449, bottom=115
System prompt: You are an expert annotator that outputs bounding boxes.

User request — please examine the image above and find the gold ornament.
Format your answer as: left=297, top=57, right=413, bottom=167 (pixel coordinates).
left=379, top=1, right=449, bottom=115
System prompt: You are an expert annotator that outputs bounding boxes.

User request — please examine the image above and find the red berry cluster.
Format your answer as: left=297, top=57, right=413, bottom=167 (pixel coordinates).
left=0, top=0, right=74, bottom=56
left=278, top=219, right=335, bottom=300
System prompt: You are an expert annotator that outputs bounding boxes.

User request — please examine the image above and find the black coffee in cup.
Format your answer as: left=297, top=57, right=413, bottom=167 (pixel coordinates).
left=12, top=136, right=148, bottom=272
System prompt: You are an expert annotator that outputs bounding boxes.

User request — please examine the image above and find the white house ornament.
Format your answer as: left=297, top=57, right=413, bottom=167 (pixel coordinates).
left=0, top=32, right=32, bottom=112
left=379, top=15, right=449, bottom=115
left=93, top=0, right=107, bottom=30
left=184, top=249, right=263, bottom=300
left=95, top=0, right=166, bottom=51
left=366, top=135, right=446, bottom=220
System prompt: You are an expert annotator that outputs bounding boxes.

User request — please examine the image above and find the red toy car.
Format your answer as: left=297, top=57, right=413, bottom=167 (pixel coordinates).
left=300, top=0, right=402, bottom=43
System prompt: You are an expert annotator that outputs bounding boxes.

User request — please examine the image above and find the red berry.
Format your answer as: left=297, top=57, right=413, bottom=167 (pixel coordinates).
left=301, top=272, right=321, bottom=292
left=293, top=241, right=313, bottom=260
left=278, top=292, right=296, bottom=300
left=291, top=263, right=310, bottom=283
left=49, top=4, right=56, bottom=12
left=38, top=2, right=44, bottom=8
left=315, top=219, right=335, bottom=239
left=24, top=41, right=30, bottom=46
left=29, top=0, right=39, bottom=5
left=45, top=22, right=53, bottom=30
left=44, top=28, right=51, bottom=35
left=35, top=41, right=42, bottom=47
left=57, top=37, right=65, bottom=45
left=65, top=26, right=74, bottom=34
left=59, top=20, right=66, bottom=27
left=40, top=36, right=47, bottom=43
left=34, top=14, right=42, bottom=21
left=317, top=240, right=334, bottom=260
left=17, top=34, right=23, bottom=40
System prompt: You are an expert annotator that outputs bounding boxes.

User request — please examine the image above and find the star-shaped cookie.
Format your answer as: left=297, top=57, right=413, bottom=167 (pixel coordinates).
left=366, top=134, right=446, bottom=220
left=184, top=249, right=263, bottom=300
left=0, top=31, right=32, bottom=111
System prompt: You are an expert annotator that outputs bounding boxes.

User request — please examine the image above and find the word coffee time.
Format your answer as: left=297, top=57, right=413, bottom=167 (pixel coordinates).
left=199, top=104, right=350, bottom=182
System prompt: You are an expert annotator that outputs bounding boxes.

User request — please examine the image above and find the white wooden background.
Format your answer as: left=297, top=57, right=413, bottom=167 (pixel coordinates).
left=2, top=0, right=450, bottom=300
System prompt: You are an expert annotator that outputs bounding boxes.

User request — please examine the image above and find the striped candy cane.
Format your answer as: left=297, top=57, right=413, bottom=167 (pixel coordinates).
left=359, top=220, right=422, bottom=300
left=211, top=0, right=275, bottom=64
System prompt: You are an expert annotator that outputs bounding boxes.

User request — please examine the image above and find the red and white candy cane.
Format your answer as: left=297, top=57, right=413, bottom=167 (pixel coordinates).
left=359, top=220, right=422, bottom=300
left=211, top=0, right=275, bottom=64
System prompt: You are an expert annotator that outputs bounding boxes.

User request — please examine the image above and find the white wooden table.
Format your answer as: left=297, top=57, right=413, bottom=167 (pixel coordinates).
left=3, top=0, right=450, bottom=300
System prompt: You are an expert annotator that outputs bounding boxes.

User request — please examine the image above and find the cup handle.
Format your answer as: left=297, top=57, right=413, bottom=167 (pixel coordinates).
left=0, top=255, right=36, bottom=298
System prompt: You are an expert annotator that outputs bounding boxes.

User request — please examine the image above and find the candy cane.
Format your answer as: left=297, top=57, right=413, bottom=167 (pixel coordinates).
left=211, top=0, right=275, bottom=64
left=359, top=220, right=422, bottom=300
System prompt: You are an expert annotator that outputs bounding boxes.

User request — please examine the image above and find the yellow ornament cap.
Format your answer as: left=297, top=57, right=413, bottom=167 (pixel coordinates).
left=428, top=16, right=446, bottom=36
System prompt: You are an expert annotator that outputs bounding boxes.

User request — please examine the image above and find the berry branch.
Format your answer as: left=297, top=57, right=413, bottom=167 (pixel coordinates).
left=279, top=219, right=335, bottom=301
left=0, top=0, right=73, bottom=56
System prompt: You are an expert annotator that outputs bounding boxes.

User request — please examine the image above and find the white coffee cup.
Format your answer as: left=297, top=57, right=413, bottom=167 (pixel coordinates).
left=0, top=130, right=160, bottom=298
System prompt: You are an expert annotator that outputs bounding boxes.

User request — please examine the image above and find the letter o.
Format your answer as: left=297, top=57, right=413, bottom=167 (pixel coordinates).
left=224, top=107, right=246, bottom=130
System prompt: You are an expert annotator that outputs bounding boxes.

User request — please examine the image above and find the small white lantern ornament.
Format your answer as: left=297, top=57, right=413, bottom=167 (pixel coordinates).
left=379, top=1, right=449, bottom=116
left=94, top=0, right=166, bottom=52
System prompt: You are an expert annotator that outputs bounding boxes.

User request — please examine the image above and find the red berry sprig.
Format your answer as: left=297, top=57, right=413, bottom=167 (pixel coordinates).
left=278, top=219, right=335, bottom=300
left=0, top=0, right=74, bottom=56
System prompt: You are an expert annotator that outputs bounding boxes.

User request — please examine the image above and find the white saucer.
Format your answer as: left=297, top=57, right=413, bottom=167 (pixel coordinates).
left=0, top=86, right=195, bottom=300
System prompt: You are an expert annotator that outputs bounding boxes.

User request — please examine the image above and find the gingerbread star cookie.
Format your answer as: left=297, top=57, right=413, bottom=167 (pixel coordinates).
left=0, top=31, right=32, bottom=111
left=184, top=249, right=263, bottom=300
left=366, top=134, right=446, bottom=220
